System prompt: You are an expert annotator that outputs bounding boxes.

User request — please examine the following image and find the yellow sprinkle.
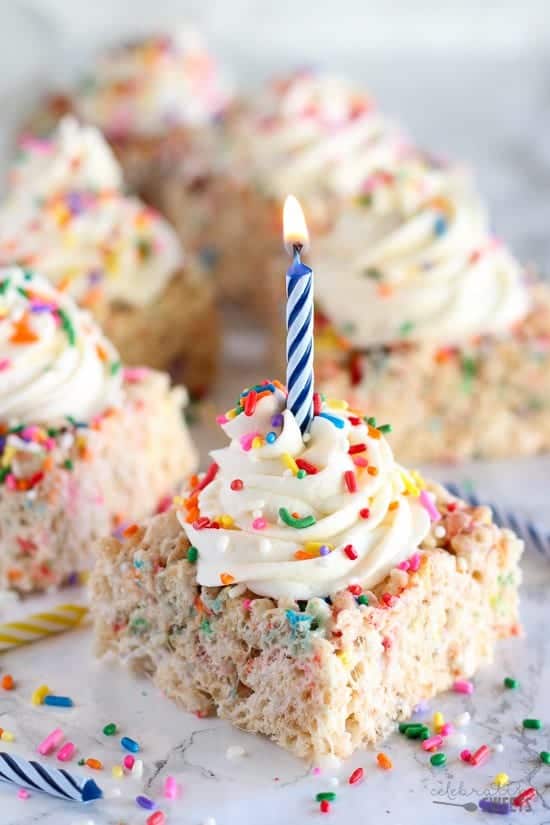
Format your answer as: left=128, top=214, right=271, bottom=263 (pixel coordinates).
left=2, top=446, right=15, bottom=468
left=493, top=773, right=509, bottom=787
left=1, top=731, right=14, bottom=742
left=112, top=765, right=124, bottom=779
left=219, top=515, right=234, bottom=529
left=281, top=453, right=299, bottom=475
left=251, top=437, right=263, bottom=449
left=327, top=399, right=349, bottom=410
left=432, top=711, right=445, bottom=732
left=173, top=496, right=183, bottom=507
left=305, top=542, right=333, bottom=553
left=337, top=650, right=350, bottom=667
left=226, top=408, right=238, bottom=420
left=31, top=684, right=50, bottom=706
left=400, top=470, right=420, bottom=497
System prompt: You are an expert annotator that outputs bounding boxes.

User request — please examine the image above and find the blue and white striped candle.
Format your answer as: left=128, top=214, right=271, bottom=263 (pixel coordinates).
left=283, top=195, right=314, bottom=434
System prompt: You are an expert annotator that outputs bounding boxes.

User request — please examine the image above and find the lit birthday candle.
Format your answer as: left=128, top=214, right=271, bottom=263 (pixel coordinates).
left=283, top=195, right=314, bottom=433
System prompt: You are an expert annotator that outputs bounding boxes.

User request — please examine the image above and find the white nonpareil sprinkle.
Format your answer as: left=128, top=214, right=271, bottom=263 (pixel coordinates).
left=226, top=745, right=246, bottom=760
left=455, top=711, right=471, bottom=727
left=131, top=759, right=143, bottom=778
left=494, top=742, right=504, bottom=753
left=329, top=776, right=340, bottom=787
left=446, top=732, right=467, bottom=748
left=259, top=539, right=272, bottom=555
left=434, top=525, right=446, bottom=538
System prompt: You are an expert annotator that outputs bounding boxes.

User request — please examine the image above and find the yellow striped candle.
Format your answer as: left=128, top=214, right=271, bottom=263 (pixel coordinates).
left=0, top=604, right=88, bottom=652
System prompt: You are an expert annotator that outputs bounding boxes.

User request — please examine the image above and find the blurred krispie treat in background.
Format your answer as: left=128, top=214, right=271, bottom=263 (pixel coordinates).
left=312, top=152, right=550, bottom=462
left=3, top=117, right=219, bottom=394
left=0, top=266, right=196, bottom=593
left=25, top=29, right=233, bottom=193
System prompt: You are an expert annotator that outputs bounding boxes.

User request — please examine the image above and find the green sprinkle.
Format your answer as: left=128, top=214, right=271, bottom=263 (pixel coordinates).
left=279, top=507, right=316, bottom=529
left=504, top=677, right=519, bottom=689
left=398, top=722, right=414, bottom=734
left=63, top=459, right=74, bottom=471
left=316, top=792, right=336, bottom=802
left=357, top=193, right=372, bottom=208
left=420, top=729, right=431, bottom=741
left=540, top=751, right=550, bottom=764
left=357, top=594, right=369, bottom=606
left=366, top=416, right=377, bottom=427
left=430, top=752, right=447, bottom=767
left=57, top=308, right=76, bottom=346
left=23, top=269, right=34, bottom=280
left=523, top=718, right=542, bottom=730
left=0, top=466, right=11, bottom=484
left=136, top=239, right=153, bottom=259
left=110, top=360, right=121, bottom=375
left=399, top=320, right=415, bottom=337
left=187, top=546, right=198, bottom=563
left=8, top=425, right=25, bottom=434
left=405, top=724, right=429, bottom=739
left=296, top=469, right=307, bottom=479
left=0, top=278, right=11, bottom=295
left=103, top=723, right=117, bottom=736
left=363, top=267, right=382, bottom=280
left=378, top=423, right=392, bottom=434
left=16, top=286, right=29, bottom=298
left=78, top=758, right=85, bottom=766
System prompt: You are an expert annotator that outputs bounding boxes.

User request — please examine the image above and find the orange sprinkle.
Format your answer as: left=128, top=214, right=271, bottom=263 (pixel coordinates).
left=42, top=455, right=54, bottom=472
left=388, top=501, right=399, bottom=511
left=95, top=343, right=109, bottom=362
left=368, top=425, right=381, bottom=440
left=185, top=508, right=200, bottom=524
left=377, top=283, right=394, bottom=299
left=9, top=313, right=38, bottom=345
left=367, top=466, right=379, bottom=476
left=220, top=573, right=235, bottom=586
left=123, top=524, right=139, bottom=538
left=294, top=550, right=312, bottom=561
left=1, top=674, right=14, bottom=691
left=377, top=752, right=393, bottom=770
left=85, top=758, right=103, bottom=770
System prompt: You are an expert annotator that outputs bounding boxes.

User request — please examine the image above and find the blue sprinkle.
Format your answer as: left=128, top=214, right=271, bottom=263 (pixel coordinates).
left=433, top=216, right=447, bottom=236
left=136, top=795, right=155, bottom=810
left=318, top=412, right=345, bottom=429
left=285, top=609, right=313, bottom=627
left=43, top=695, right=73, bottom=707
left=271, top=413, right=284, bottom=428
left=479, top=798, right=512, bottom=815
left=319, top=545, right=330, bottom=556
left=265, top=431, right=277, bottom=444
left=198, top=245, right=219, bottom=270
left=121, top=736, right=140, bottom=753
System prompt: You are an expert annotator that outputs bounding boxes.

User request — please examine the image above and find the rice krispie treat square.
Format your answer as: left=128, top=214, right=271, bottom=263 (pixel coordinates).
left=0, top=266, right=197, bottom=592
left=91, top=381, right=522, bottom=759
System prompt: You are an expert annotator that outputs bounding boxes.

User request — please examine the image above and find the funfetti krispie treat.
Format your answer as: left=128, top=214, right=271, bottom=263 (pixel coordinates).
left=91, top=381, right=523, bottom=760
left=311, top=151, right=550, bottom=462
left=27, top=30, right=232, bottom=194
left=0, top=266, right=196, bottom=593
left=157, top=70, right=402, bottom=314
left=1, top=118, right=219, bottom=394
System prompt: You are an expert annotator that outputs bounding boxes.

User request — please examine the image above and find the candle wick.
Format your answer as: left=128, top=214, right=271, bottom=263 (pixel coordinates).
left=292, top=243, right=303, bottom=263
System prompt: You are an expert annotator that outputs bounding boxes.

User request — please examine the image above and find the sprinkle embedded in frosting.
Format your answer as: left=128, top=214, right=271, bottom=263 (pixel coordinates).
left=0, top=191, right=183, bottom=308
left=0, top=266, right=122, bottom=423
left=313, top=154, right=530, bottom=346
left=9, top=117, right=123, bottom=202
left=232, top=70, right=405, bottom=202
left=74, top=30, right=232, bottom=137
left=178, top=382, right=430, bottom=599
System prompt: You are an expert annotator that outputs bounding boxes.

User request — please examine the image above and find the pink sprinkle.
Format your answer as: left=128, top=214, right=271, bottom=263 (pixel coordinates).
left=156, top=495, right=172, bottom=514
left=252, top=518, right=267, bottom=530
left=408, top=553, right=421, bottom=572
left=397, top=560, right=410, bottom=571
left=216, top=415, right=228, bottom=425
left=17, top=788, right=30, bottom=800
left=0, top=358, right=11, bottom=371
left=123, top=755, right=135, bottom=770
left=420, top=490, right=441, bottom=522
left=163, top=775, right=180, bottom=799
left=57, top=742, right=76, bottom=762
left=460, top=749, right=472, bottom=763
left=440, top=723, right=454, bottom=736
left=239, top=432, right=261, bottom=452
left=352, top=456, right=368, bottom=468
left=453, top=679, right=474, bottom=695
left=123, top=367, right=149, bottom=383
left=311, top=766, right=322, bottom=776
left=38, top=728, right=64, bottom=756
left=242, top=599, right=252, bottom=612
left=422, top=734, right=443, bottom=752
left=5, top=475, right=17, bottom=491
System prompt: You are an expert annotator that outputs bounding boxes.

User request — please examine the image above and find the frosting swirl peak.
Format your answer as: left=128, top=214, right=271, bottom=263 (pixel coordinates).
left=0, top=266, right=122, bottom=424
left=178, top=382, right=430, bottom=599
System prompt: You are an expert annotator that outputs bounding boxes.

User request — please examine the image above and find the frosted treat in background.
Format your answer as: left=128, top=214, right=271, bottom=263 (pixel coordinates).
left=91, top=378, right=523, bottom=759
left=0, top=265, right=197, bottom=593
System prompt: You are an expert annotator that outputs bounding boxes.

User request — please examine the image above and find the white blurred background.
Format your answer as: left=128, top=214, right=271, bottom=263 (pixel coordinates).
left=0, top=0, right=548, bottom=268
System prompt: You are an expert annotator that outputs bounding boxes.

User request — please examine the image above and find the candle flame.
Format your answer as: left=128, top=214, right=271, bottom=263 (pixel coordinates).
left=283, top=195, right=310, bottom=254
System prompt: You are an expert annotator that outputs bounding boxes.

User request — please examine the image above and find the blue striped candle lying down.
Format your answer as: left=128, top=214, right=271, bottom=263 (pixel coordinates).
left=0, top=751, right=103, bottom=802
left=445, top=482, right=550, bottom=561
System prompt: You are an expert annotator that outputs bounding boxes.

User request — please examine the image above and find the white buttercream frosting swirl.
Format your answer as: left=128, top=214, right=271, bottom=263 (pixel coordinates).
left=0, top=191, right=183, bottom=308
left=313, top=154, right=529, bottom=346
left=0, top=266, right=122, bottom=423
left=9, top=117, right=123, bottom=202
left=233, top=71, right=406, bottom=202
left=75, top=29, right=232, bottom=137
left=178, top=383, right=430, bottom=599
